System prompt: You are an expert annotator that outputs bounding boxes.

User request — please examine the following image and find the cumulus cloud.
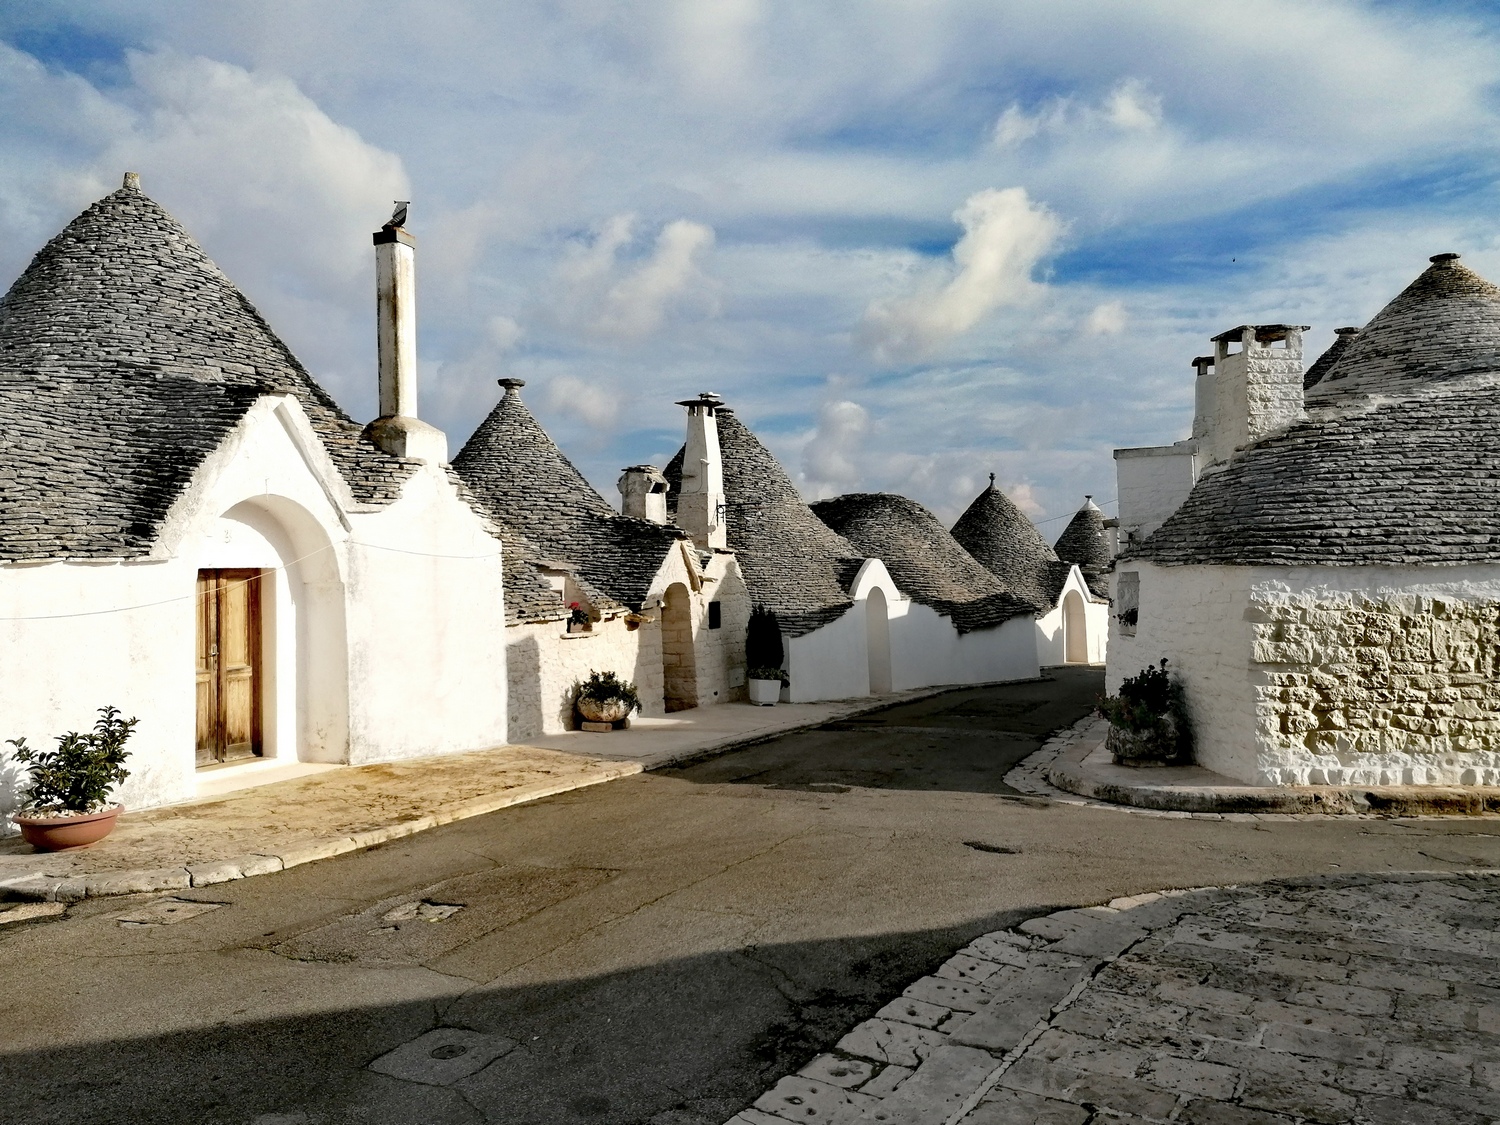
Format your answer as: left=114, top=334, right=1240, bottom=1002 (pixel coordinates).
left=1085, top=300, right=1127, bottom=335
left=545, top=373, right=626, bottom=430
left=857, top=188, right=1062, bottom=364
left=557, top=214, right=718, bottom=341
left=800, top=399, right=870, bottom=498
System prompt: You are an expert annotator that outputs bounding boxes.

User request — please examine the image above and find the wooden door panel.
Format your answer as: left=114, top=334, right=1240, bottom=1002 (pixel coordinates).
left=196, top=568, right=264, bottom=766
left=195, top=573, right=218, bottom=767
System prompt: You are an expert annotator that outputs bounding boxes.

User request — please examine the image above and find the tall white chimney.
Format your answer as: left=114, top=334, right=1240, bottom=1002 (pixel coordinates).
left=1198, top=324, right=1308, bottom=469
left=675, top=392, right=727, bottom=550
left=363, top=207, right=448, bottom=464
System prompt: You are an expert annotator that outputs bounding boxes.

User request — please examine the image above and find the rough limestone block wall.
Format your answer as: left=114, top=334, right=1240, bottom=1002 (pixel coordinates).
left=690, top=558, right=751, bottom=706
left=505, top=616, right=664, bottom=742
left=1250, top=565, right=1500, bottom=785
left=1106, top=562, right=1261, bottom=782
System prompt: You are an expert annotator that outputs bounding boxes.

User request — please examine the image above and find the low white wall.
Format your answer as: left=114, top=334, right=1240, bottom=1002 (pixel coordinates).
left=786, top=606, right=871, bottom=702
left=889, top=603, right=1037, bottom=690
left=507, top=614, right=662, bottom=742
left=1107, top=561, right=1260, bottom=782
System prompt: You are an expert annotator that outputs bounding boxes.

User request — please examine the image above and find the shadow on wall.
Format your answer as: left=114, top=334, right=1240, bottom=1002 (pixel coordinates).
left=506, top=633, right=542, bottom=745
left=0, top=746, right=22, bottom=829
left=0, top=908, right=1052, bottom=1125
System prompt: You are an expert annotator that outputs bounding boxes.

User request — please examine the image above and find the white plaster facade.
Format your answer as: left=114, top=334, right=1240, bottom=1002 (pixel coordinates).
left=1113, top=442, right=1199, bottom=549
left=505, top=543, right=749, bottom=741
left=1108, top=559, right=1500, bottom=787
left=0, top=395, right=509, bottom=820
left=1035, top=566, right=1111, bottom=667
left=784, top=560, right=1040, bottom=702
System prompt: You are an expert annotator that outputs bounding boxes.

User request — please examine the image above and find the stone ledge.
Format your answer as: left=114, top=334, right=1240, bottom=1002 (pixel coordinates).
left=1047, top=729, right=1500, bottom=816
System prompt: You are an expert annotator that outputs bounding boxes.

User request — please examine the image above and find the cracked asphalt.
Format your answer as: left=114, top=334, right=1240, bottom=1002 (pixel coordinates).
left=3, top=666, right=1500, bottom=1125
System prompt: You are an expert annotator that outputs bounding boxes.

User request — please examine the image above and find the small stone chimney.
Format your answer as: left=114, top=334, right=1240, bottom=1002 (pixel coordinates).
left=363, top=204, right=448, bottom=464
left=674, top=392, right=727, bottom=550
left=1196, top=324, right=1309, bottom=469
left=618, top=465, right=670, bottom=523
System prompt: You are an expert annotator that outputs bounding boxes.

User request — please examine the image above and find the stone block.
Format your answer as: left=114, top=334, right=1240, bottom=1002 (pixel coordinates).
left=850, top=1044, right=996, bottom=1124
left=836, top=1018, right=946, bottom=1068
left=962, top=1087, right=1090, bottom=1124
left=752, top=1075, right=876, bottom=1123
left=948, top=963, right=1093, bottom=1052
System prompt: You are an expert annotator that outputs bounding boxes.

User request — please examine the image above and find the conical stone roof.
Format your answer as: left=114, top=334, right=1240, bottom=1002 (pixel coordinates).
left=1303, top=327, right=1359, bottom=390
left=951, top=479, right=1067, bottom=609
left=811, top=493, right=1036, bottom=632
left=452, top=380, right=684, bottom=613
left=1053, top=498, right=1110, bottom=598
left=666, top=411, right=864, bottom=637
left=0, top=176, right=412, bottom=560
left=1309, top=254, right=1500, bottom=401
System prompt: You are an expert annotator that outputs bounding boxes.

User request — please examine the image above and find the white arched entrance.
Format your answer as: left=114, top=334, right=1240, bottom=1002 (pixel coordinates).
left=198, top=497, right=349, bottom=765
left=662, top=582, right=698, bottom=711
left=1062, top=590, right=1088, bottom=664
left=866, top=587, right=892, bottom=694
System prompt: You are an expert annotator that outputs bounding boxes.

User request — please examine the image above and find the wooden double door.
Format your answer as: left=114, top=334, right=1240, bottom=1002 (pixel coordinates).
left=196, top=569, right=264, bottom=766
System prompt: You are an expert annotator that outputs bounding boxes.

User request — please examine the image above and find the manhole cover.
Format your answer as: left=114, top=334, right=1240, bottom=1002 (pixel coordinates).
left=368, top=1028, right=517, bottom=1086
left=429, top=1043, right=469, bottom=1060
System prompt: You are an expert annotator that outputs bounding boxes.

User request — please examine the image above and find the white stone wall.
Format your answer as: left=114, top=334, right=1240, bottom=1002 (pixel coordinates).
left=1107, top=561, right=1261, bottom=782
left=0, top=395, right=510, bottom=821
left=1249, top=564, right=1500, bottom=786
left=1113, top=443, right=1198, bottom=547
left=1036, top=566, right=1110, bottom=666
left=1199, top=331, right=1304, bottom=470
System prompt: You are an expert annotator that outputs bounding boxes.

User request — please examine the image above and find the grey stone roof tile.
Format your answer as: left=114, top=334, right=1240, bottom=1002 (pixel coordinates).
left=950, top=481, right=1062, bottom=609
left=0, top=180, right=413, bottom=561
left=451, top=382, right=683, bottom=614
left=811, top=492, right=1037, bottom=633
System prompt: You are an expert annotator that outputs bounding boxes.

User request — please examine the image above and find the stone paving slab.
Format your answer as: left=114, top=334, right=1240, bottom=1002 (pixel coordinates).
left=1010, top=717, right=1500, bottom=818
left=724, top=872, right=1500, bottom=1125
left=0, top=690, right=952, bottom=902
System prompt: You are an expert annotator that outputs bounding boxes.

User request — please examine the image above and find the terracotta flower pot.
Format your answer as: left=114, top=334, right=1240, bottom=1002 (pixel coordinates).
left=14, top=805, right=122, bottom=851
left=577, top=697, right=632, bottom=724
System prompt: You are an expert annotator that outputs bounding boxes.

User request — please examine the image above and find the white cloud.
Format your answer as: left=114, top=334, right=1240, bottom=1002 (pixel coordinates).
left=993, top=78, right=1162, bottom=149
left=800, top=399, right=870, bottom=498
left=1085, top=300, right=1127, bottom=335
left=556, top=214, right=718, bottom=341
left=858, top=187, right=1063, bottom=363
left=545, top=373, right=625, bottom=430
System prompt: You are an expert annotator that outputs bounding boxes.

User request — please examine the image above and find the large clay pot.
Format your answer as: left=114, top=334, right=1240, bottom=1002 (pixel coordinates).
left=748, top=679, right=781, bottom=706
left=14, top=805, right=122, bottom=851
left=577, top=697, right=632, bottom=724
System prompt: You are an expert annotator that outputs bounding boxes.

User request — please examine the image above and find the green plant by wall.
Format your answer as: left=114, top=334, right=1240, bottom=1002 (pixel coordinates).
left=1097, top=660, right=1192, bottom=766
left=573, top=671, right=641, bottom=714
left=8, top=706, right=138, bottom=814
left=746, top=605, right=787, bottom=684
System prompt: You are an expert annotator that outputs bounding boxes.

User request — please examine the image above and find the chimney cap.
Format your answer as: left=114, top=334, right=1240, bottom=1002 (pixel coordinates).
left=1430, top=252, right=1461, bottom=265
left=497, top=378, right=526, bottom=395
left=1192, top=355, right=1214, bottom=370
left=122, top=172, right=141, bottom=191
left=675, top=391, right=724, bottom=410
left=1335, top=326, right=1360, bottom=336
left=621, top=463, right=663, bottom=474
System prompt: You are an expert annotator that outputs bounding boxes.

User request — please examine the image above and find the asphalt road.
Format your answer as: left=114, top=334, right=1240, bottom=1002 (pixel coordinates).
left=4, top=667, right=1500, bottom=1125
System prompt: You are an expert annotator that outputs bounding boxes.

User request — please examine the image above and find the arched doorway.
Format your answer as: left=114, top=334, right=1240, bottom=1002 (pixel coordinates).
left=866, top=587, right=892, bottom=694
left=662, top=582, right=698, bottom=711
left=1063, top=590, right=1088, bottom=664
left=202, top=497, right=349, bottom=764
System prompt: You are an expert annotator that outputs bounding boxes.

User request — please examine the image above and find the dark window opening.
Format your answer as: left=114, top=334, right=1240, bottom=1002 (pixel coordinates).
left=708, top=601, right=722, bottom=629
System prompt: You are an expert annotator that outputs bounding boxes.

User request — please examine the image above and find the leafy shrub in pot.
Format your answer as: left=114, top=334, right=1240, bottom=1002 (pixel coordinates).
left=8, top=706, right=138, bottom=849
left=1097, top=660, right=1192, bottom=766
left=573, top=671, right=641, bottom=723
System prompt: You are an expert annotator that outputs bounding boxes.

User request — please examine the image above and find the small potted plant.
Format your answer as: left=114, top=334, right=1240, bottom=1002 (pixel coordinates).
left=566, top=602, right=593, bottom=634
left=1097, top=660, right=1192, bottom=766
left=8, top=706, right=137, bottom=850
left=574, top=671, right=641, bottom=728
left=745, top=605, right=788, bottom=706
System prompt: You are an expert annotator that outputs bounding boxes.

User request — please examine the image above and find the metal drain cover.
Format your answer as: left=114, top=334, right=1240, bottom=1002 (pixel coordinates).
left=368, top=1028, right=517, bottom=1086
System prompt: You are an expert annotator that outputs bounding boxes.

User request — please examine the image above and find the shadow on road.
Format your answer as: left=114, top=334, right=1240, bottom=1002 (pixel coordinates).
left=661, top=666, right=1104, bottom=797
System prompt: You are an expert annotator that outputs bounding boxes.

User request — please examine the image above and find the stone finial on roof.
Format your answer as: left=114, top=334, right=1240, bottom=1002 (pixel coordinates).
left=988, top=472, right=996, bottom=487
left=1431, top=252, right=1461, bottom=265
left=122, top=172, right=141, bottom=191
left=497, top=377, right=526, bottom=396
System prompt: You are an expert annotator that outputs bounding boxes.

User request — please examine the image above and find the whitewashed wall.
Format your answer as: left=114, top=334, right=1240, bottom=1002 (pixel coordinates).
left=1114, top=443, right=1199, bottom=547
left=0, top=394, right=509, bottom=821
left=1107, top=561, right=1260, bottom=782
left=1035, top=566, right=1110, bottom=666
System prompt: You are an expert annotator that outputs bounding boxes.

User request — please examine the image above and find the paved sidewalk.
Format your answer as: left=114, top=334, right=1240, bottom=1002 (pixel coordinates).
left=1016, top=717, right=1500, bottom=817
left=729, top=871, right=1500, bottom=1125
left=0, top=691, right=945, bottom=903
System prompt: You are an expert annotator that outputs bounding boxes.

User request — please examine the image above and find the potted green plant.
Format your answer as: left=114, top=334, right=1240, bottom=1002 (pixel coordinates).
left=745, top=605, right=787, bottom=706
left=8, top=706, right=138, bottom=850
left=574, top=671, right=640, bottom=727
left=1097, top=660, right=1192, bottom=766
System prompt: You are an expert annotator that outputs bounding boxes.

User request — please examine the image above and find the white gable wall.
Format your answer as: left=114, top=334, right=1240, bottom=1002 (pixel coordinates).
left=1036, top=566, right=1110, bottom=666
left=0, top=395, right=509, bottom=822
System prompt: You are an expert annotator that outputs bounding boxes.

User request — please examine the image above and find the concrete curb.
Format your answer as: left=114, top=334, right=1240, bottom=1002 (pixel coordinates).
left=724, top=869, right=1500, bottom=1125
left=0, top=682, right=994, bottom=903
left=1044, top=729, right=1500, bottom=816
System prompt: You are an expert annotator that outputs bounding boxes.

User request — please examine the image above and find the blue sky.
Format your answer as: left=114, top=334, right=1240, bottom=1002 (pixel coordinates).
left=2, top=1, right=1499, bottom=529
